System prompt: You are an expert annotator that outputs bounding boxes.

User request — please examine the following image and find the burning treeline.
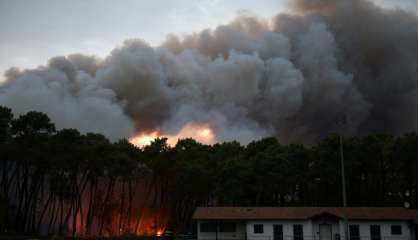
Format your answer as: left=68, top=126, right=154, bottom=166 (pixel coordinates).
left=0, top=107, right=204, bottom=236
left=1, top=0, right=418, bottom=145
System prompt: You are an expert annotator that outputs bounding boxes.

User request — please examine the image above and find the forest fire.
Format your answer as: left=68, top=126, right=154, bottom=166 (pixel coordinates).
left=62, top=182, right=170, bottom=237
left=130, top=122, right=215, bottom=147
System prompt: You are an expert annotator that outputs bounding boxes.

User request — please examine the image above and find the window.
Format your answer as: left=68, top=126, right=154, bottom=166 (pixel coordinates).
left=274, top=224, right=283, bottom=240
left=349, top=225, right=360, bottom=240
left=293, top=224, right=304, bottom=240
left=370, top=225, right=381, bottom=240
left=391, top=225, right=402, bottom=235
left=219, top=222, right=236, bottom=232
left=335, top=233, right=341, bottom=240
left=254, top=224, right=264, bottom=234
left=200, top=222, right=217, bottom=232
left=415, top=225, right=418, bottom=240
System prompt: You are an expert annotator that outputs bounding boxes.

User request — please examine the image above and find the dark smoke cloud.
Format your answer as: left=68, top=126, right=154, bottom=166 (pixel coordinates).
left=1, top=0, right=417, bottom=144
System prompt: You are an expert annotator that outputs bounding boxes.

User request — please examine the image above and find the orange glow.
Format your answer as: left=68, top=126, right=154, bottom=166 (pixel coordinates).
left=130, top=131, right=160, bottom=147
left=130, top=122, right=215, bottom=147
left=69, top=203, right=168, bottom=236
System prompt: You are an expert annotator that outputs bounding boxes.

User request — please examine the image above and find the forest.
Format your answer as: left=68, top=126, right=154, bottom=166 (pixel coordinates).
left=0, top=105, right=417, bottom=237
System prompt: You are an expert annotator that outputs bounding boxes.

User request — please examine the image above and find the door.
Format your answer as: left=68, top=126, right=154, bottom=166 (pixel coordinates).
left=319, top=224, right=332, bottom=240
left=349, top=225, right=360, bottom=240
left=370, top=225, right=381, bottom=240
left=294, top=224, right=304, bottom=240
left=274, top=224, right=283, bottom=240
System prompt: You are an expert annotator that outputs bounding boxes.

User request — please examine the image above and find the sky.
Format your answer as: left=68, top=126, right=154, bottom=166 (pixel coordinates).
left=0, top=0, right=417, bottom=81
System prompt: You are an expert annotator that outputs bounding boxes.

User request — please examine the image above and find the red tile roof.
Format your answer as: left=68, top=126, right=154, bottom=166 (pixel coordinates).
left=410, top=209, right=418, bottom=223
left=193, top=207, right=417, bottom=221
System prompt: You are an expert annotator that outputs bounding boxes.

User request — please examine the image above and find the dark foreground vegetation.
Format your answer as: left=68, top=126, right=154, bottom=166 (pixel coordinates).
left=1, top=105, right=417, bottom=237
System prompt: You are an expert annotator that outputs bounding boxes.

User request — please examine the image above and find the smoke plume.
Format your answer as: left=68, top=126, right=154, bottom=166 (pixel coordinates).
left=1, top=0, right=417, bottom=144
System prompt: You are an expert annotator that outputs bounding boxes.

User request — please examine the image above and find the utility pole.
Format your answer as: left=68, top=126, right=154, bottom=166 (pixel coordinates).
left=337, top=114, right=349, bottom=240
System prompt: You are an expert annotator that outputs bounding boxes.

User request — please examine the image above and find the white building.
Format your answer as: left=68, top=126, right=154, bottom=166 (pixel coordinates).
left=193, top=207, right=418, bottom=240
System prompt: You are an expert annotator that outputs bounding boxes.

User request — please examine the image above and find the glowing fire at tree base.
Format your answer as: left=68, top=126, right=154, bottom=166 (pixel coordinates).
left=130, top=122, right=215, bottom=147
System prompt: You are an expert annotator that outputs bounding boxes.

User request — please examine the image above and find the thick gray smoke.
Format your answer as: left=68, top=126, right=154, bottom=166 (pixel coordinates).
left=1, top=0, right=417, bottom=144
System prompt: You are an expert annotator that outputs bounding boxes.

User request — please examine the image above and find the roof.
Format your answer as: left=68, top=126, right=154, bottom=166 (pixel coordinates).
left=411, top=209, right=418, bottom=223
left=193, top=207, right=418, bottom=222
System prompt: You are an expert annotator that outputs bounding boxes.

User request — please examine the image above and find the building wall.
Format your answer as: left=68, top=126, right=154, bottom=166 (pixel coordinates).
left=197, top=220, right=413, bottom=240
left=197, top=220, right=246, bottom=240
left=246, top=220, right=313, bottom=240
left=338, top=220, right=411, bottom=240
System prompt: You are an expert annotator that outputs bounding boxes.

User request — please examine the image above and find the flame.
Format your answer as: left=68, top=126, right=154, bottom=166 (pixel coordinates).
left=68, top=200, right=168, bottom=237
left=130, top=122, right=215, bottom=147
left=130, top=131, right=160, bottom=147
left=61, top=123, right=212, bottom=237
